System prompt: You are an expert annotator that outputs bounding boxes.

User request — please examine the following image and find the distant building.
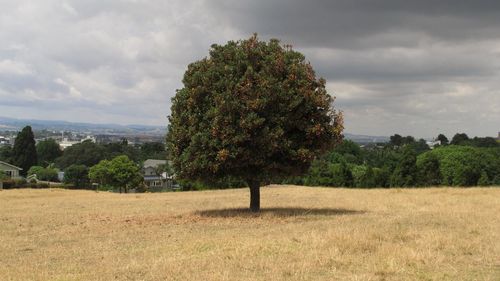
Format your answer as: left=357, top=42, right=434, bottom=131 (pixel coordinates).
left=0, top=136, right=11, bottom=146
left=57, top=171, right=65, bottom=182
left=142, top=159, right=173, bottom=189
left=0, top=161, right=22, bottom=178
left=426, top=140, right=441, bottom=149
left=58, top=135, right=96, bottom=150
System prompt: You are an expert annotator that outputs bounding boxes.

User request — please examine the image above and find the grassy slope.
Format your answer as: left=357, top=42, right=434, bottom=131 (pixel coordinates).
left=1, top=186, right=499, bottom=281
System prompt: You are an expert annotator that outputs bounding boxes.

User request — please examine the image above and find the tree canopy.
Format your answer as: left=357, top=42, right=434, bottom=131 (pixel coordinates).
left=89, top=155, right=142, bottom=193
left=36, top=139, right=62, bottom=166
left=436, top=134, right=449, bottom=145
left=450, top=133, right=469, bottom=145
left=56, top=140, right=105, bottom=169
left=167, top=35, right=343, bottom=211
left=64, top=164, right=90, bottom=188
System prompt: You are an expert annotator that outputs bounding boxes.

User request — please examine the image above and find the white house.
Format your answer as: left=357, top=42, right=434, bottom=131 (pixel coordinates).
left=0, top=136, right=10, bottom=146
left=0, top=161, right=22, bottom=178
left=426, top=140, right=441, bottom=149
left=142, top=159, right=173, bottom=189
left=58, top=136, right=96, bottom=150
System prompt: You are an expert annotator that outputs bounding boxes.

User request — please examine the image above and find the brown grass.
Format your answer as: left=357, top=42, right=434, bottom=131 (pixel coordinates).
left=1, top=186, right=499, bottom=281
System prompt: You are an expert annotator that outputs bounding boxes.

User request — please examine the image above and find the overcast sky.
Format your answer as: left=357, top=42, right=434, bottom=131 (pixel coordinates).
left=1, top=0, right=499, bottom=137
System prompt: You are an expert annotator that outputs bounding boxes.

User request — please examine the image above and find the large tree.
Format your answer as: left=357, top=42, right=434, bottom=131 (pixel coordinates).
left=89, top=155, right=142, bottom=193
left=450, top=133, right=469, bottom=145
left=56, top=140, right=105, bottom=169
left=167, top=35, right=343, bottom=212
left=12, top=126, right=37, bottom=176
left=36, top=138, right=62, bottom=166
left=63, top=164, right=90, bottom=188
left=436, top=134, right=449, bottom=146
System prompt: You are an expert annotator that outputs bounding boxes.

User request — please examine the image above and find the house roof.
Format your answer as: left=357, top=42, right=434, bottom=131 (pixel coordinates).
left=0, top=161, right=23, bottom=171
left=143, top=159, right=167, bottom=169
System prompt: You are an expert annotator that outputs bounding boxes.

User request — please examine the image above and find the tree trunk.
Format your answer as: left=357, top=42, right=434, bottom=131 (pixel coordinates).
left=248, top=180, right=260, bottom=212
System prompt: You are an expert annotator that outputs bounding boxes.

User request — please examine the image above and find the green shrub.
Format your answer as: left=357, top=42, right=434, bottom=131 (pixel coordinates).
left=38, top=183, right=50, bottom=189
left=417, top=152, right=442, bottom=186
left=135, top=183, right=148, bottom=193
left=373, top=167, right=390, bottom=187
left=478, top=171, right=490, bottom=186
left=15, top=178, right=27, bottom=187
left=64, top=165, right=90, bottom=188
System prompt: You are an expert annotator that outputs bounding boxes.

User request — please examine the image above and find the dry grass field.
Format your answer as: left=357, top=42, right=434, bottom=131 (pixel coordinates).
left=1, top=186, right=499, bottom=281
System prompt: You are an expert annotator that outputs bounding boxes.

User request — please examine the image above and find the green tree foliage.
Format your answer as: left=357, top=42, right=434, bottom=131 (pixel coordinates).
left=416, top=152, right=442, bottom=186
left=359, top=166, right=376, bottom=188
left=290, top=133, right=500, bottom=188
left=450, top=133, right=469, bottom=145
left=27, top=166, right=44, bottom=177
left=56, top=140, right=105, bottom=169
left=63, top=165, right=90, bottom=188
left=140, top=142, right=166, bottom=160
left=0, top=145, right=13, bottom=163
left=88, top=159, right=110, bottom=187
left=103, top=139, right=140, bottom=162
left=390, top=134, right=404, bottom=146
left=304, top=160, right=352, bottom=187
left=89, top=155, right=142, bottom=193
left=363, top=146, right=400, bottom=171
left=12, top=126, right=37, bottom=176
left=470, top=137, right=499, bottom=148
left=431, top=146, right=482, bottom=186
left=36, top=139, right=62, bottom=166
left=404, top=136, right=416, bottom=144
left=436, top=134, right=449, bottom=146
left=477, top=171, right=490, bottom=186
left=0, top=170, right=6, bottom=180
left=390, top=146, right=417, bottom=187
left=166, top=35, right=343, bottom=211
left=323, top=140, right=363, bottom=165
left=411, top=139, right=430, bottom=154
left=492, top=175, right=500, bottom=186
left=27, top=165, right=58, bottom=182
left=373, top=167, right=390, bottom=187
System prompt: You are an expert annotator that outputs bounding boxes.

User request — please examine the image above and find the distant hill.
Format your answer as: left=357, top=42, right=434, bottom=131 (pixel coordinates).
left=0, top=116, right=390, bottom=142
left=0, top=116, right=166, bottom=136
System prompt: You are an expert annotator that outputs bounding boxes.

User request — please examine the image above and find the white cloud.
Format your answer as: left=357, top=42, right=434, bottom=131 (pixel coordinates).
left=0, top=60, right=33, bottom=75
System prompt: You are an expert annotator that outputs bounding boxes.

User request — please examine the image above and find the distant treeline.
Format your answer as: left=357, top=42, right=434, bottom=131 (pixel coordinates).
left=285, top=133, right=500, bottom=188
left=1, top=131, right=166, bottom=189
left=178, top=133, right=500, bottom=190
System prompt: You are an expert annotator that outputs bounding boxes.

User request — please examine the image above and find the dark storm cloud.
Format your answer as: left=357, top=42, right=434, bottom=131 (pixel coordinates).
left=204, top=0, right=500, bottom=136
left=0, top=0, right=499, bottom=136
left=210, top=0, right=500, bottom=48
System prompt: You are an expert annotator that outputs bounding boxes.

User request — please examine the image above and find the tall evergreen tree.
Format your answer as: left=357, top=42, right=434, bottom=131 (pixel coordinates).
left=12, top=126, right=37, bottom=176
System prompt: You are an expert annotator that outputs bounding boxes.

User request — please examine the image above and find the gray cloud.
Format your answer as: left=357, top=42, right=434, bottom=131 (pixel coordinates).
left=0, top=0, right=499, bottom=137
